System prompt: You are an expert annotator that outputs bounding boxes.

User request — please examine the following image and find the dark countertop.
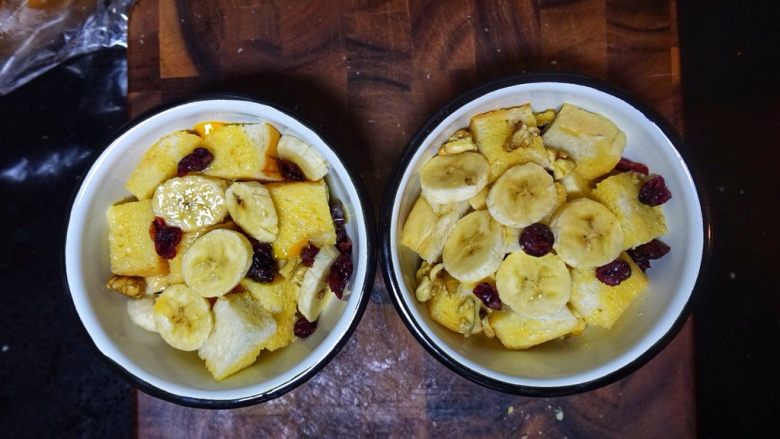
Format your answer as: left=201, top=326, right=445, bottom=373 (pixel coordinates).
left=1, top=1, right=778, bottom=437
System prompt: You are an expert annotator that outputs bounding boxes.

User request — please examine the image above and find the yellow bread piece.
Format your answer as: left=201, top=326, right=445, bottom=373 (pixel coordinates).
left=428, top=274, right=480, bottom=335
left=198, top=291, right=277, bottom=381
left=240, top=277, right=298, bottom=352
left=107, top=199, right=167, bottom=277
left=469, top=104, right=551, bottom=181
left=591, top=172, right=668, bottom=249
left=541, top=103, right=625, bottom=180
left=266, top=180, right=336, bottom=259
left=202, top=123, right=283, bottom=181
left=400, top=196, right=469, bottom=262
left=400, top=196, right=439, bottom=254
left=569, top=253, right=648, bottom=329
left=125, top=131, right=202, bottom=200
left=488, top=307, right=578, bottom=350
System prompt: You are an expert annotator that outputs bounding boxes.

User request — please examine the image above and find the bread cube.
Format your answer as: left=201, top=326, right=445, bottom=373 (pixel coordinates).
left=400, top=196, right=438, bottom=254
left=266, top=180, right=336, bottom=258
left=202, top=123, right=283, bottom=181
left=428, top=274, right=481, bottom=335
left=107, top=199, right=167, bottom=276
left=240, top=277, right=298, bottom=352
left=400, top=196, right=469, bottom=263
left=569, top=253, right=648, bottom=329
left=125, top=131, right=202, bottom=200
left=488, top=307, right=578, bottom=349
left=470, top=104, right=551, bottom=181
left=592, top=172, right=668, bottom=249
left=542, top=103, right=624, bottom=180
left=198, top=291, right=277, bottom=381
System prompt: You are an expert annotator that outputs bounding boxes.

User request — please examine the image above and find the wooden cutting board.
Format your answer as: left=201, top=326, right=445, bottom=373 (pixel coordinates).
left=128, top=1, right=694, bottom=437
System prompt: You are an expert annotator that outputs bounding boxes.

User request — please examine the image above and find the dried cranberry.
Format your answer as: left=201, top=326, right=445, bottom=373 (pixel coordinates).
left=329, top=200, right=347, bottom=226
left=519, top=223, right=554, bottom=257
left=278, top=159, right=305, bottom=181
left=336, top=229, right=353, bottom=255
left=300, top=243, right=320, bottom=267
left=176, top=147, right=213, bottom=177
left=293, top=315, right=317, bottom=338
left=638, top=175, right=672, bottom=206
left=614, top=157, right=649, bottom=175
left=327, top=253, right=353, bottom=299
left=627, top=239, right=671, bottom=271
left=247, top=240, right=277, bottom=283
left=149, top=217, right=182, bottom=259
left=595, top=260, right=632, bottom=286
left=473, top=282, right=502, bottom=310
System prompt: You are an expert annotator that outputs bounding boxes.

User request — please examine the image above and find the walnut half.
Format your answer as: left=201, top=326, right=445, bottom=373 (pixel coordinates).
left=106, top=275, right=147, bottom=299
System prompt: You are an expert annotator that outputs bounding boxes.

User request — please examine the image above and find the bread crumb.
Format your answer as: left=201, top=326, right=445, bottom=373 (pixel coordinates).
left=554, top=407, right=564, bottom=421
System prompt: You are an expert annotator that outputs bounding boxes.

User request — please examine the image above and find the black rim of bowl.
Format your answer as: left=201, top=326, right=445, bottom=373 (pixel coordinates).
left=62, top=94, right=377, bottom=409
left=379, top=72, right=712, bottom=396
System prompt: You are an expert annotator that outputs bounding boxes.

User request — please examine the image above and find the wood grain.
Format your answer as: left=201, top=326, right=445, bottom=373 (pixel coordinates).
left=128, top=1, right=694, bottom=437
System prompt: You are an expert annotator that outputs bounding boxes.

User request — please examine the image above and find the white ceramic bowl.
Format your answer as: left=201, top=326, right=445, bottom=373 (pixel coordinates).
left=65, top=97, right=375, bottom=407
left=380, top=74, right=710, bottom=395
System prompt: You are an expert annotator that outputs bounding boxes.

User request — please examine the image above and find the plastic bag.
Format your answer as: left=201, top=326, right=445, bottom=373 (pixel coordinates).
left=0, top=0, right=132, bottom=96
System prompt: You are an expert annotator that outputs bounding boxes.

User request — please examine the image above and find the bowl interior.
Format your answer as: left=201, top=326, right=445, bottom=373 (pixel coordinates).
left=389, top=82, right=703, bottom=388
left=65, top=99, right=370, bottom=402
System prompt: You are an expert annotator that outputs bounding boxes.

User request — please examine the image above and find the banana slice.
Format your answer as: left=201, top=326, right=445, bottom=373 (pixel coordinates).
left=495, top=251, right=571, bottom=318
left=152, top=175, right=228, bottom=232
left=181, top=229, right=253, bottom=297
left=420, top=152, right=489, bottom=204
left=127, top=295, right=158, bottom=333
left=298, top=245, right=340, bottom=321
left=153, top=284, right=213, bottom=351
left=486, top=162, right=558, bottom=228
left=277, top=134, right=329, bottom=180
left=442, top=210, right=504, bottom=283
left=225, top=181, right=278, bottom=242
left=550, top=198, right=624, bottom=268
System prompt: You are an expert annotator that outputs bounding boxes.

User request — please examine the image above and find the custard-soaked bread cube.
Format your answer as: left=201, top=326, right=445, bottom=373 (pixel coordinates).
left=400, top=196, right=438, bottom=254
left=240, top=277, right=298, bottom=352
left=400, top=197, right=470, bottom=262
left=266, top=180, right=336, bottom=258
left=428, top=275, right=482, bottom=336
left=125, top=131, right=202, bottom=200
left=592, top=172, right=668, bottom=249
left=198, top=291, right=277, bottom=381
left=488, top=307, right=578, bottom=349
left=469, top=104, right=551, bottom=181
left=107, top=199, right=167, bottom=276
left=542, top=103, right=625, bottom=180
left=569, top=253, right=647, bottom=329
left=202, top=123, right=283, bottom=181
